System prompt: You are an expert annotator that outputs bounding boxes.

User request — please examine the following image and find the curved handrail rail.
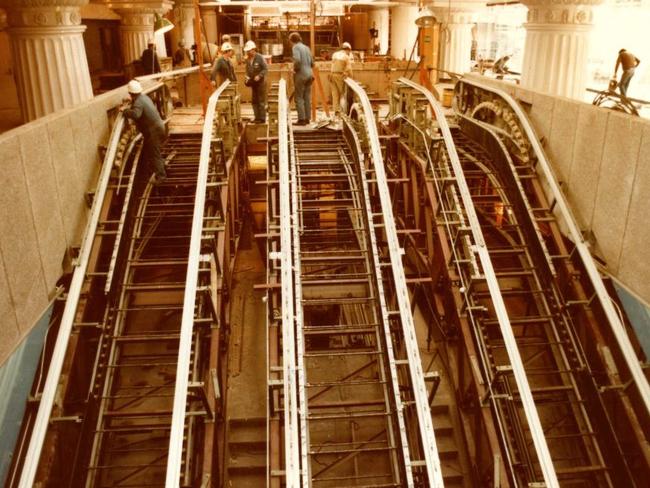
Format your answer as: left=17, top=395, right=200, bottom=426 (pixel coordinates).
left=345, top=78, right=445, bottom=488
left=165, top=80, right=230, bottom=487
left=395, top=76, right=560, bottom=488
left=458, top=76, right=650, bottom=418
left=16, top=81, right=163, bottom=488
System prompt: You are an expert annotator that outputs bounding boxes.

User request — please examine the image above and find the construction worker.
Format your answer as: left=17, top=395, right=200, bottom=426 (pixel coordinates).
left=173, top=39, right=192, bottom=68
left=289, top=32, right=314, bottom=125
left=330, top=42, right=353, bottom=117
left=243, top=41, right=268, bottom=123
left=210, top=42, right=237, bottom=86
left=140, top=41, right=160, bottom=75
left=615, top=48, right=641, bottom=98
left=121, top=80, right=167, bottom=184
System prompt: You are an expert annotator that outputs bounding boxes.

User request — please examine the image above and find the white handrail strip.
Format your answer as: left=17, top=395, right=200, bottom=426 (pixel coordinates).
left=286, top=88, right=312, bottom=487
left=346, top=78, right=445, bottom=487
left=135, top=63, right=211, bottom=82
left=165, top=80, right=230, bottom=487
left=460, top=77, right=650, bottom=417
left=278, top=78, right=302, bottom=488
left=399, top=77, right=562, bottom=487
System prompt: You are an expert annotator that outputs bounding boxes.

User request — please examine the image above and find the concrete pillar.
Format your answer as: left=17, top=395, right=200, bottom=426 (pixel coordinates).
left=433, top=7, right=478, bottom=77
left=521, top=0, right=602, bottom=99
left=200, top=6, right=217, bottom=45
left=3, top=0, right=93, bottom=121
left=117, top=10, right=154, bottom=65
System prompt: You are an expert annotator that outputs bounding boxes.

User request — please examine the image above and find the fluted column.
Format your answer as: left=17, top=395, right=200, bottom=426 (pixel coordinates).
left=200, top=5, right=217, bottom=44
left=521, top=0, right=602, bottom=99
left=433, top=6, right=479, bottom=76
left=2, top=0, right=93, bottom=121
left=117, top=9, right=154, bottom=65
left=177, top=0, right=194, bottom=46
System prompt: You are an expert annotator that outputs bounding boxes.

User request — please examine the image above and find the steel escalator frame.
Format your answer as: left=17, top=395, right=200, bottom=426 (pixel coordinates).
left=16, top=82, right=166, bottom=488
left=345, top=78, right=445, bottom=487
left=454, top=78, right=650, bottom=421
left=391, top=77, right=559, bottom=488
left=457, top=115, right=632, bottom=485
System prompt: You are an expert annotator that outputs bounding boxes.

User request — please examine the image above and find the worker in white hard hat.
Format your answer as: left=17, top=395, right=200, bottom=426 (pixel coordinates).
left=211, top=42, right=237, bottom=86
left=330, top=42, right=353, bottom=117
left=121, top=80, right=167, bottom=184
left=243, top=40, right=268, bottom=123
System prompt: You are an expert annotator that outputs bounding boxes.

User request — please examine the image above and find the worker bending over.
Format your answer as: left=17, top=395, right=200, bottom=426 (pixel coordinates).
left=330, top=42, right=353, bottom=117
left=244, top=41, right=268, bottom=123
left=121, top=80, right=167, bottom=185
left=615, top=48, right=641, bottom=99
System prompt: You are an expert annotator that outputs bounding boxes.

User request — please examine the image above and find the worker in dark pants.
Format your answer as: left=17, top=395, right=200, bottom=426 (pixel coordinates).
left=289, top=32, right=314, bottom=125
left=243, top=40, right=268, bottom=123
left=140, top=41, right=161, bottom=75
left=121, top=80, right=167, bottom=185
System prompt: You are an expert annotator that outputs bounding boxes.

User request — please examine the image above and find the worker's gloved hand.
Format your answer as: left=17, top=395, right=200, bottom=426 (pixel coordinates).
left=254, top=75, right=261, bottom=82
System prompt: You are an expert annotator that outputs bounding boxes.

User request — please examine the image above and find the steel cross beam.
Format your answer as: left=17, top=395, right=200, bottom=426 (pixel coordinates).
left=395, top=77, right=560, bottom=488
left=458, top=77, right=650, bottom=420
left=277, top=78, right=302, bottom=488
left=165, top=80, right=231, bottom=487
left=345, top=78, right=446, bottom=488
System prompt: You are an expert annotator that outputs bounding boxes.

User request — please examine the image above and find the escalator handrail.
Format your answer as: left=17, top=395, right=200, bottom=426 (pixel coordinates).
left=165, top=80, right=230, bottom=487
left=345, top=78, right=446, bottom=488
left=277, top=78, right=303, bottom=488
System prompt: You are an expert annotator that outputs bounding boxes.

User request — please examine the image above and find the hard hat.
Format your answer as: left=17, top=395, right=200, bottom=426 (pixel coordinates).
left=221, top=42, right=233, bottom=52
left=127, top=79, right=143, bottom=94
left=342, top=42, right=352, bottom=50
left=243, top=40, right=256, bottom=52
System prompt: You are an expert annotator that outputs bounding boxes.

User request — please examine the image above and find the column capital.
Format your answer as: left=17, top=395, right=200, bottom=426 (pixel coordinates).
left=522, top=0, right=603, bottom=27
left=431, top=0, right=484, bottom=24
left=116, top=9, right=154, bottom=26
left=1, top=0, right=87, bottom=28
